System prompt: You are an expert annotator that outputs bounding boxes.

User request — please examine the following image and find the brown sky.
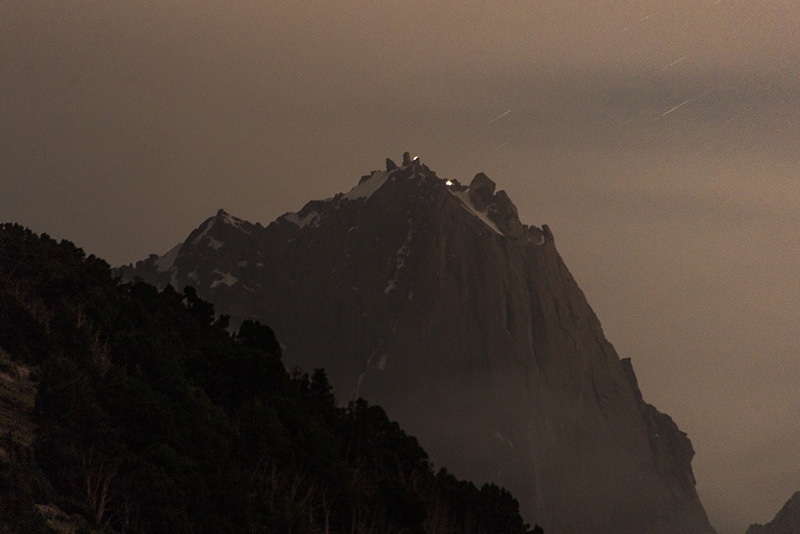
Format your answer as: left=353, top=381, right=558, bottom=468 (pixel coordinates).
left=2, top=2, right=799, bottom=532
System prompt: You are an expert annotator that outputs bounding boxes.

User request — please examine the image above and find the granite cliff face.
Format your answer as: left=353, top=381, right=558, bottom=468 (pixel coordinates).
left=745, top=493, right=800, bottom=534
left=120, top=155, right=717, bottom=534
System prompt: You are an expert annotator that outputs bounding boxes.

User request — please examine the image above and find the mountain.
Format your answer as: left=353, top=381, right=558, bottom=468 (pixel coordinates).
left=120, top=153, right=717, bottom=534
left=745, top=492, right=800, bottom=534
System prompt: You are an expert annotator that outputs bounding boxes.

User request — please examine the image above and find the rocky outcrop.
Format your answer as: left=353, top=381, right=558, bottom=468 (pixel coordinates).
left=746, top=492, right=800, bottom=534
left=466, top=173, right=525, bottom=238
left=121, top=155, right=717, bottom=534
left=468, top=172, right=496, bottom=211
left=488, top=190, right=524, bottom=238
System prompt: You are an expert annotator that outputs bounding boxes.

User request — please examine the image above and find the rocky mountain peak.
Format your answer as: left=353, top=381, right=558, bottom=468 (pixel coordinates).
left=468, top=172, right=496, bottom=210
left=120, top=155, right=717, bottom=534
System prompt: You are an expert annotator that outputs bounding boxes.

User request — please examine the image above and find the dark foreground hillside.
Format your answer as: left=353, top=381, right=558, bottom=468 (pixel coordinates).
left=0, top=223, right=536, bottom=534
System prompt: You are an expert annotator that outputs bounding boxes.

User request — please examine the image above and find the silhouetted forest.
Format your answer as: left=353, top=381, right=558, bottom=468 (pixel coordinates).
left=0, top=223, right=537, bottom=533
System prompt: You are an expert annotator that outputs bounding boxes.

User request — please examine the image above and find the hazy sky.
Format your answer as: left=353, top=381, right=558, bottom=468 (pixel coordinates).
left=3, top=2, right=799, bottom=532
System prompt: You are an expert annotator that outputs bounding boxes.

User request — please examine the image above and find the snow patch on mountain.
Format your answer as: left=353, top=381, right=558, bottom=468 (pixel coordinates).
left=494, top=431, right=515, bottom=448
left=283, top=210, right=320, bottom=229
left=210, top=270, right=238, bottom=288
left=156, top=243, right=182, bottom=273
left=449, top=189, right=504, bottom=235
left=383, top=280, right=396, bottom=294
left=218, top=210, right=249, bottom=232
left=192, top=219, right=215, bottom=245
left=191, top=210, right=249, bottom=246
left=377, top=354, right=388, bottom=371
left=207, top=237, right=225, bottom=250
left=353, top=371, right=365, bottom=399
left=343, top=171, right=389, bottom=201
left=384, top=227, right=412, bottom=294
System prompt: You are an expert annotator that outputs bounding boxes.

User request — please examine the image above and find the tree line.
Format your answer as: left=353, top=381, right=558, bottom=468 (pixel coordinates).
left=0, top=223, right=539, bottom=533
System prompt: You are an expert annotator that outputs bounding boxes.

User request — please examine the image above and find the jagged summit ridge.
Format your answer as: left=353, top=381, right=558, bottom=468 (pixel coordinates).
left=120, top=154, right=716, bottom=534
left=274, top=153, right=545, bottom=245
